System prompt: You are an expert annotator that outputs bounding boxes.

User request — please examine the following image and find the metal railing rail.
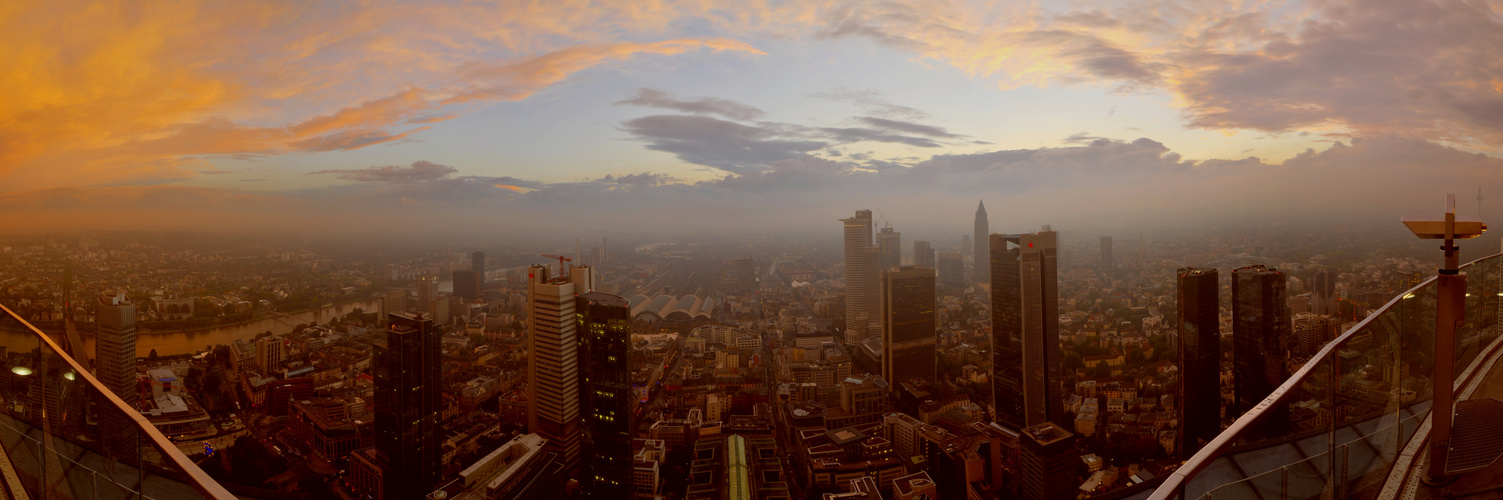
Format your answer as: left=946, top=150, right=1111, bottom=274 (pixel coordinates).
left=0, top=302, right=236, bottom=499
left=1150, top=252, right=1503, bottom=500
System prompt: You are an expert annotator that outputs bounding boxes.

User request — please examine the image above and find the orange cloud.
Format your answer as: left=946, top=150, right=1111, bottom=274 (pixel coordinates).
left=7, top=0, right=1496, bottom=198
left=0, top=1, right=765, bottom=191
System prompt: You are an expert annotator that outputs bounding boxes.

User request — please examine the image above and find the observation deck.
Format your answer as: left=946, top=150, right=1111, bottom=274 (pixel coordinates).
left=0, top=303, right=236, bottom=499
left=1148, top=251, right=1503, bottom=500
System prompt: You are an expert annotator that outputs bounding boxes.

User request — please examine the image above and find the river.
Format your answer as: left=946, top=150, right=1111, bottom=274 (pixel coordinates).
left=0, top=298, right=384, bottom=359
left=130, top=298, right=385, bottom=357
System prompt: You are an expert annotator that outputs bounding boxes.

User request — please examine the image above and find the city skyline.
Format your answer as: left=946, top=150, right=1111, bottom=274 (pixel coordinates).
left=0, top=207, right=1495, bottom=499
left=4, top=1, right=1502, bottom=235
left=2, top=0, right=1502, bottom=498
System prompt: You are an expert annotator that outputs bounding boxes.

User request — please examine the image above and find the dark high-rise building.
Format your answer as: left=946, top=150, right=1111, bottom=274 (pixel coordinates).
left=991, top=235, right=1024, bottom=430
left=881, top=266, right=936, bottom=390
left=1019, top=422, right=1078, bottom=500
left=472, top=251, right=486, bottom=284
left=1100, top=236, right=1114, bottom=272
left=973, top=201, right=989, bottom=283
left=991, top=230, right=1063, bottom=430
left=914, top=240, right=934, bottom=267
left=373, top=312, right=442, bottom=499
left=577, top=292, right=633, bottom=498
left=1310, top=268, right=1336, bottom=315
left=1178, top=267, right=1221, bottom=457
left=1232, top=265, right=1291, bottom=439
left=877, top=226, right=902, bottom=271
left=453, top=269, right=480, bottom=301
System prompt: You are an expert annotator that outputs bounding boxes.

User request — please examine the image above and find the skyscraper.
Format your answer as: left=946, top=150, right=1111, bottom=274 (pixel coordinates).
left=1293, top=313, right=1341, bottom=357
left=527, top=264, right=584, bottom=473
left=973, top=201, right=989, bottom=283
left=453, top=269, right=479, bottom=300
left=937, top=253, right=964, bottom=285
left=880, top=266, right=936, bottom=390
left=1177, top=267, right=1221, bottom=457
left=877, top=226, right=902, bottom=271
left=1100, top=236, right=1114, bottom=272
left=990, top=229, right=1063, bottom=430
left=842, top=210, right=881, bottom=343
left=914, top=240, right=934, bottom=267
left=415, top=274, right=436, bottom=310
left=1310, top=269, right=1336, bottom=315
left=1019, top=422, right=1078, bottom=500
left=577, top=292, right=633, bottom=497
left=96, top=294, right=139, bottom=459
left=373, top=312, right=441, bottom=499
left=1232, top=265, right=1291, bottom=439
left=472, top=251, right=486, bottom=285
left=256, top=336, right=283, bottom=373
left=95, top=294, right=137, bottom=402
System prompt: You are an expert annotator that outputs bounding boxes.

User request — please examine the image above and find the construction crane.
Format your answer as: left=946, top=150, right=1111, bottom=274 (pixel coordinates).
left=874, top=207, right=891, bottom=230
left=541, top=254, right=572, bottom=277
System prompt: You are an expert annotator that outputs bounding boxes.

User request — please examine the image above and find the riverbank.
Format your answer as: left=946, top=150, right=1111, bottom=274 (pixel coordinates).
left=135, top=295, right=376, bottom=336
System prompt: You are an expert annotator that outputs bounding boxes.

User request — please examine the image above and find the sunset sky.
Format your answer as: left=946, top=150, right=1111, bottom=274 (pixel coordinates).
left=4, top=0, right=1502, bottom=236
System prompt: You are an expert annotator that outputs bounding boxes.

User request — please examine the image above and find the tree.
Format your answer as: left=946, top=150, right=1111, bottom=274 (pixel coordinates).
left=1064, top=353, right=1084, bottom=371
left=148, top=349, right=159, bottom=360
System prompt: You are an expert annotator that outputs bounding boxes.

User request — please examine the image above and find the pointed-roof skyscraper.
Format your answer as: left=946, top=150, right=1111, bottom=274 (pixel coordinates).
left=974, top=200, right=989, bottom=283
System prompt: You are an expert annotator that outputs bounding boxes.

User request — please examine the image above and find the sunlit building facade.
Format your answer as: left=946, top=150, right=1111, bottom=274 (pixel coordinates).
left=527, top=264, right=588, bottom=474
left=842, top=210, right=881, bottom=342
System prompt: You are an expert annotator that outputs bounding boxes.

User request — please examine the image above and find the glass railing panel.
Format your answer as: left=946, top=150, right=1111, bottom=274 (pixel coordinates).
left=0, top=311, right=45, bottom=495
left=1341, top=421, right=1401, bottom=499
left=1333, top=294, right=1407, bottom=499
left=1464, top=255, right=1502, bottom=361
left=0, top=304, right=234, bottom=499
left=1455, top=259, right=1484, bottom=379
left=1283, top=447, right=1332, bottom=500
left=1154, top=254, right=1503, bottom=500
left=1183, top=456, right=1242, bottom=499
left=1399, top=279, right=1437, bottom=404
left=1237, top=464, right=1283, bottom=500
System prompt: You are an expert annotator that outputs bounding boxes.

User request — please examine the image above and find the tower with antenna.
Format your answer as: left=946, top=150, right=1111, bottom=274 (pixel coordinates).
left=874, top=209, right=901, bottom=270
